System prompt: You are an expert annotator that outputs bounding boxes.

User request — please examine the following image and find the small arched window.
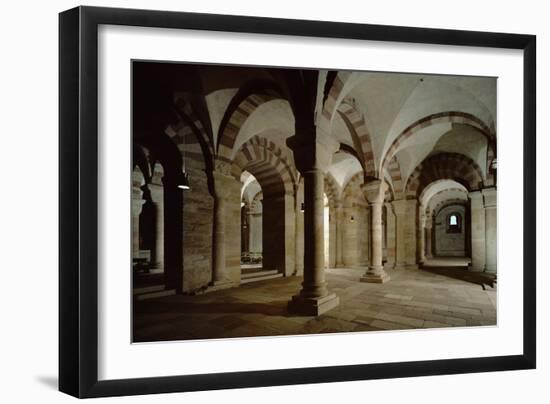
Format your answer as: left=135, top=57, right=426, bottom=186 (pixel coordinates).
left=447, top=212, right=462, bottom=233
left=449, top=214, right=458, bottom=226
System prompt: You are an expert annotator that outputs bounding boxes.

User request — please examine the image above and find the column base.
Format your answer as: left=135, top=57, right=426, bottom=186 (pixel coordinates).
left=288, top=293, right=340, bottom=316
left=468, top=264, right=485, bottom=272
left=485, top=264, right=497, bottom=274
left=206, top=279, right=236, bottom=293
left=360, top=267, right=391, bottom=283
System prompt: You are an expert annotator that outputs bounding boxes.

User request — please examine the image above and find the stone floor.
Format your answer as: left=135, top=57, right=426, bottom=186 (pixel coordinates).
left=133, top=259, right=497, bottom=343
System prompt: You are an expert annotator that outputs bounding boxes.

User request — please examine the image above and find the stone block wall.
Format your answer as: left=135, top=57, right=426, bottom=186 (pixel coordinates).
left=434, top=204, right=466, bottom=256
left=182, top=165, right=214, bottom=292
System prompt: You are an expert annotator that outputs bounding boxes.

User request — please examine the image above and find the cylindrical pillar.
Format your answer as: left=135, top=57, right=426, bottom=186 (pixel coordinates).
left=132, top=180, right=145, bottom=259
left=468, top=190, right=486, bottom=271
left=288, top=169, right=339, bottom=315
left=149, top=183, right=164, bottom=271
left=360, top=180, right=390, bottom=283
left=425, top=220, right=433, bottom=258
left=418, top=211, right=426, bottom=265
left=286, top=132, right=339, bottom=316
left=335, top=203, right=344, bottom=267
left=294, top=185, right=304, bottom=275
left=370, top=202, right=383, bottom=268
left=301, top=169, right=328, bottom=297
left=483, top=188, right=497, bottom=273
left=384, top=202, right=396, bottom=269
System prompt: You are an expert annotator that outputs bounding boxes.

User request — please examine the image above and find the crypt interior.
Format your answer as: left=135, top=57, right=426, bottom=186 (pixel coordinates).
left=132, top=62, right=497, bottom=342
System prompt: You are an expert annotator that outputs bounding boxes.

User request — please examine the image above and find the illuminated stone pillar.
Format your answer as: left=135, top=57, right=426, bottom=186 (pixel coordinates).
left=360, top=180, right=390, bottom=283
left=468, top=190, right=486, bottom=272
left=149, top=182, right=164, bottom=271
left=425, top=217, right=433, bottom=259
left=335, top=202, right=344, bottom=267
left=286, top=130, right=339, bottom=315
left=418, top=210, right=426, bottom=266
left=384, top=202, right=396, bottom=269
left=483, top=187, right=497, bottom=273
left=132, top=171, right=145, bottom=259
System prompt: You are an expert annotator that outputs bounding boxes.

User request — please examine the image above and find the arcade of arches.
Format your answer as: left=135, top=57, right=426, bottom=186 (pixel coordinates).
left=132, top=62, right=497, bottom=341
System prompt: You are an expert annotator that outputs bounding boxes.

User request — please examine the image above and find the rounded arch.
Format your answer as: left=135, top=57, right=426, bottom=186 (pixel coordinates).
left=232, top=136, right=297, bottom=197
left=381, top=111, right=496, bottom=175
left=336, top=100, right=376, bottom=179
left=405, top=152, right=484, bottom=199
left=216, top=80, right=290, bottom=160
left=318, top=71, right=353, bottom=131
left=384, top=155, right=405, bottom=200
left=419, top=179, right=468, bottom=207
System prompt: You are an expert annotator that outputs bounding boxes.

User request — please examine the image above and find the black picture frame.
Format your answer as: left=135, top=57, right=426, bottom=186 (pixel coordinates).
left=59, top=5, right=536, bottom=398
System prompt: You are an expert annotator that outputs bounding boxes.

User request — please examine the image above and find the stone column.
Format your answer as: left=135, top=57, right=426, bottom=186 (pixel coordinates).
left=483, top=187, right=497, bottom=273
left=468, top=190, right=486, bottom=272
left=149, top=182, right=164, bottom=271
left=418, top=210, right=426, bottom=266
left=335, top=202, right=344, bottom=267
left=249, top=199, right=263, bottom=254
left=132, top=176, right=145, bottom=259
left=384, top=202, right=396, bottom=269
left=294, top=194, right=304, bottom=275
left=425, top=217, right=433, bottom=259
left=360, top=180, right=390, bottom=283
left=286, top=131, right=339, bottom=315
left=210, top=170, right=236, bottom=289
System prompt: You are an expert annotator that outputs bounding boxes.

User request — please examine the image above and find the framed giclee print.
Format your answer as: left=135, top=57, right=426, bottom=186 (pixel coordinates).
left=59, top=5, right=536, bottom=399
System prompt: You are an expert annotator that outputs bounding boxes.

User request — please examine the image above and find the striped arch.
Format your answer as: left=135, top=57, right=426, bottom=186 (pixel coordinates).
left=425, top=188, right=468, bottom=216
left=165, top=123, right=209, bottom=172
left=385, top=156, right=405, bottom=199
left=405, top=153, right=484, bottom=199
left=381, top=111, right=496, bottom=174
left=232, top=136, right=297, bottom=197
left=318, top=71, right=352, bottom=132
left=418, top=179, right=468, bottom=205
left=174, top=96, right=215, bottom=158
left=217, top=88, right=285, bottom=160
left=337, top=99, right=376, bottom=178
left=324, top=173, right=341, bottom=207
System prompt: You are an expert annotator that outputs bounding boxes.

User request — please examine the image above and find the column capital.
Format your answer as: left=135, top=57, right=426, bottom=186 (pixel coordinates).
left=148, top=180, right=163, bottom=189
left=482, top=187, right=497, bottom=208
left=361, top=179, right=388, bottom=205
left=391, top=198, right=409, bottom=215
left=468, top=189, right=483, bottom=200
left=286, top=128, right=339, bottom=174
left=212, top=170, right=238, bottom=199
left=213, top=157, right=233, bottom=176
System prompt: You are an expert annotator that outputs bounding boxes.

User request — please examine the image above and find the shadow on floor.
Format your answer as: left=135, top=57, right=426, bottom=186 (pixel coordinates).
left=136, top=300, right=296, bottom=317
left=422, top=266, right=496, bottom=289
